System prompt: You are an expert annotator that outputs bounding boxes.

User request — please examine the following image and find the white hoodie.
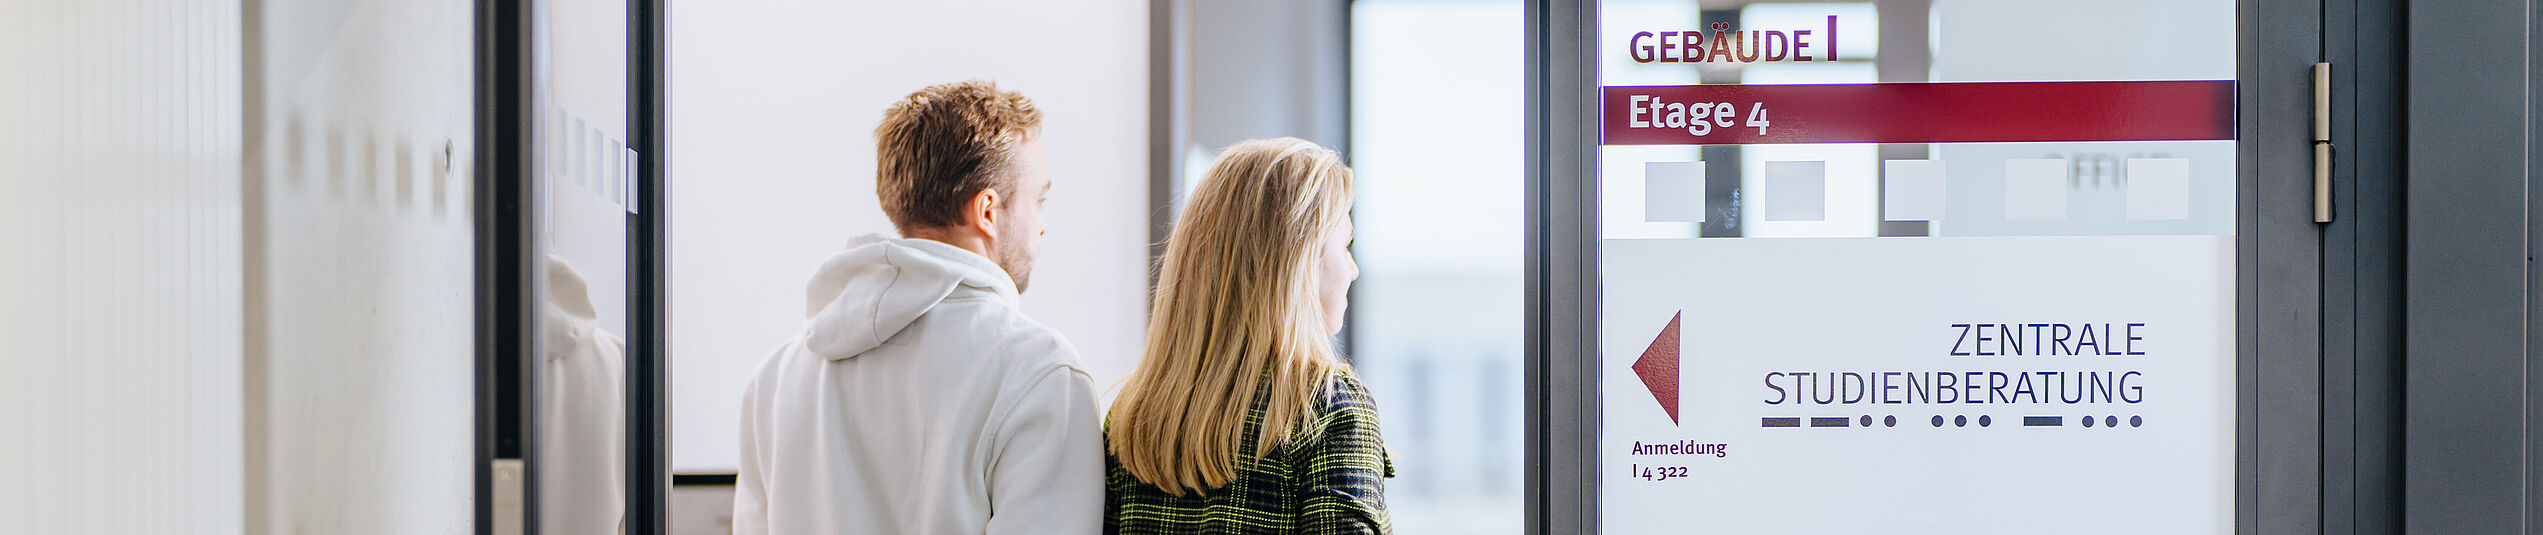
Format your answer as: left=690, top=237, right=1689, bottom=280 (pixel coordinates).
left=733, top=234, right=1102, bottom=535
left=540, top=256, right=625, bottom=535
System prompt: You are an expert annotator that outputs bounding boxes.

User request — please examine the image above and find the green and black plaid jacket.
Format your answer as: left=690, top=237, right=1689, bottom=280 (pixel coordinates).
left=1104, top=373, right=1394, bottom=534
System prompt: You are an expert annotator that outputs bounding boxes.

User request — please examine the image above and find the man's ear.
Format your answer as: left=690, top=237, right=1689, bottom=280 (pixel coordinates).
left=969, top=187, right=1004, bottom=240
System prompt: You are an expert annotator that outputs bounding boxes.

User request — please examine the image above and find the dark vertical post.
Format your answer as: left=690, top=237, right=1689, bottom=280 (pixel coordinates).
left=1696, top=9, right=1741, bottom=239
left=624, top=0, right=669, bottom=532
left=1148, top=0, right=1188, bottom=292
left=2238, top=0, right=2326, bottom=533
left=1524, top=0, right=1599, bottom=533
left=2403, top=0, right=2533, bottom=532
left=476, top=0, right=537, bottom=532
left=1873, top=0, right=1931, bottom=238
left=2319, top=0, right=2407, bottom=531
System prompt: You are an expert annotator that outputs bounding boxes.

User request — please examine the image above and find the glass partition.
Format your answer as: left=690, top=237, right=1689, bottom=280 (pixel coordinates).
left=1349, top=1, right=1528, bottom=533
left=1591, top=1, right=2236, bottom=532
left=532, top=0, right=635, bottom=531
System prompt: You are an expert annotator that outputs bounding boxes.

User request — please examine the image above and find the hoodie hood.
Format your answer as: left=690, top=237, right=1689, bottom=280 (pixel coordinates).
left=541, top=254, right=601, bottom=358
left=801, top=233, right=1019, bottom=360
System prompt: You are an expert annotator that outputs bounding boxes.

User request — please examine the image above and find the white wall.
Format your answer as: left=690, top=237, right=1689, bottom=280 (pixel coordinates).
left=668, top=0, right=1152, bottom=472
left=245, top=0, right=477, bottom=532
left=0, top=2, right=478, bottom=532
left=0, top=3, right=246, bottom=533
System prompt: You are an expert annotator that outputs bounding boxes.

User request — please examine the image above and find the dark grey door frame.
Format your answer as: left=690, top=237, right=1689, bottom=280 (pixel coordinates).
left=1522, top=0, right=1600, bottom=533
left=475, top=0, right=670, bottom=532
left=1522, top=1, right=2334, bottom=533
left=2319, top=0, right=2406, bottom=532
left=2399, top=0, right=2538, bottom=532
left=474, top=0, right=537, bottom=531
left=2243, top=0, right=2330, bottom=533
left=626, top=0, right=669, bottom=531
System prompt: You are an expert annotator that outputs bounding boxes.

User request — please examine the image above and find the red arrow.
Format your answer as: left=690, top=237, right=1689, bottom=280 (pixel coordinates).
left=1632, top=312, right=1683, bottom=425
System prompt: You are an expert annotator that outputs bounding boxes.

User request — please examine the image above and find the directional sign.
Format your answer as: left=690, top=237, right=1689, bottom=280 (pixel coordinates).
left=1631, top=312, right=1683, bottom=425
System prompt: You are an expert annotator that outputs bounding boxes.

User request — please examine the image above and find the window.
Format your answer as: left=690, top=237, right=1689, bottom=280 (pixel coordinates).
left=1348, top=1, right=1524, bottom=531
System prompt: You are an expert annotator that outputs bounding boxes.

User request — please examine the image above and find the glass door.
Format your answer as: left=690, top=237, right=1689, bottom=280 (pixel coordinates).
left=1529, top=0, right=2325, bottom=532
left=529, top=0, right=636, bottom=532
left=478, top=0, right=663, bottom=532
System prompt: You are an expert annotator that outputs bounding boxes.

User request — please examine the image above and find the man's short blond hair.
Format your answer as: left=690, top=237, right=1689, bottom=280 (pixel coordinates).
left=874, top=80, right=1043, bottom=233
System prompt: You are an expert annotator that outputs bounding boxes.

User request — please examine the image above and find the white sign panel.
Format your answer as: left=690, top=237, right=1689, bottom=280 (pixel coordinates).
left=1590, top=0, right=2238, bottom=532
left=1599, top=237, right=2232, bottom=533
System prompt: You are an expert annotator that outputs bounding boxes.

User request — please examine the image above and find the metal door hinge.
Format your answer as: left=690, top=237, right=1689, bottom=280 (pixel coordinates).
left=2313, top=62, right=2333, bottom=223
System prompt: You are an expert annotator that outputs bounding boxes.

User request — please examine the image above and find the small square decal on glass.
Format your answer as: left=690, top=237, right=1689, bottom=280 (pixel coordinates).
left=2003, top=158, right=2069, bottom=221
left=1764, top=161, right=1826, bottom=222
left=2126, top=158, right=2191, bottom=220
left=1883, top=159, right=1945, bottom=221
left=1644, top=161, right=1707, bottom=223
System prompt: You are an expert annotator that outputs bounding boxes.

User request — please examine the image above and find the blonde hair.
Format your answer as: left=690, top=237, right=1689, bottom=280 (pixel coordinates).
left=1106, top=138, right=1356, bottom=496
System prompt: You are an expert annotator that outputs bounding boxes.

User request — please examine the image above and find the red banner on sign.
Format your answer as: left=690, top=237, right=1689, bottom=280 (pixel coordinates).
left=1601, top=81, right=2234, bottom=145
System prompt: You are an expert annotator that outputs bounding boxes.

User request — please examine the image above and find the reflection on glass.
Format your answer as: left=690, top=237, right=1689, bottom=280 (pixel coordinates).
left=1598, top=0, right=2235, bottom=240
left=540, top=255, right=627, bottom=533
left=1350, top=1, right=1526, bottom=533
left=1591, top=1, right=2236, bottom=532
left=533, top=0, right=632, bottom=532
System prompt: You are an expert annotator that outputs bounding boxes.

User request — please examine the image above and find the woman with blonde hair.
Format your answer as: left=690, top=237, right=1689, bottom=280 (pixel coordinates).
left=1104, top=137, right=1390, bottom=534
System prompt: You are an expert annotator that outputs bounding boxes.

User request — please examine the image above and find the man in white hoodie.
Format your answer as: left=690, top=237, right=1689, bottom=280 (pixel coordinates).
left=733, top=80, right=1101, bottom=534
